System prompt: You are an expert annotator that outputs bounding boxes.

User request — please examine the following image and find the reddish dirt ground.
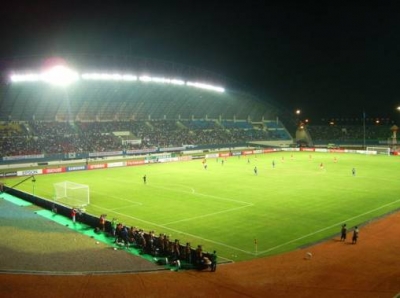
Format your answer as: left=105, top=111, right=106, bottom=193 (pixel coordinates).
left=1, top=211, right=400, bottom=298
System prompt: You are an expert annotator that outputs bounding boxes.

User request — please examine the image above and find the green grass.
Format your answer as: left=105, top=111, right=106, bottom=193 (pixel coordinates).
left=6, top=152, right=400, bottom=263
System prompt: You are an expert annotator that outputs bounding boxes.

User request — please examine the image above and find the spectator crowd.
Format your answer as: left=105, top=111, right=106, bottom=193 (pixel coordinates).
left=0, top=120, right=282, bottom=157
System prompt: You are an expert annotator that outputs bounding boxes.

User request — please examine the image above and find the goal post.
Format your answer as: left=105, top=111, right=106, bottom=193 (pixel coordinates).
left=54, top=181, right=90, bottom=208
left=366, top=147, right=391, bottom=155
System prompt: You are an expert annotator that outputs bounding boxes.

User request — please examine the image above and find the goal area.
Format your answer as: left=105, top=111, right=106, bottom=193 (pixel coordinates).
left=54, top=181, right=90, bottom=208
left=366, top=147, right=391, bottom=155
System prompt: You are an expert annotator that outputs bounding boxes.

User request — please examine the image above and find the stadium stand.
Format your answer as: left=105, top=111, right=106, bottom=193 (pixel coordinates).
left=307, top=124, right=394, bottom=146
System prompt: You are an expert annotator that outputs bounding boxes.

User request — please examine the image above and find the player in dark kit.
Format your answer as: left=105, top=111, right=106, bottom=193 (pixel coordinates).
left=352, top=226, right=359, bottom=244
left=340, top=224, right=347, bottom=242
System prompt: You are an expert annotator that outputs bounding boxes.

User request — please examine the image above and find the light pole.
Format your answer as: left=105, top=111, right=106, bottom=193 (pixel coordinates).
left=295, top=109, right=303, bottom=146
left=295, top=109, right=301, bottom=130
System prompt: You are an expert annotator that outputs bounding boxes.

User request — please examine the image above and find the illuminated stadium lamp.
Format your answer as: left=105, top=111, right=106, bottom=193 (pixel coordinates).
left=82, top=73, right=138, bottom=81
left=110, top=74, right=124, bottom=80
left=151, top=77, right=171, bottom=84
left=170, top=79, right=185, bottom=85
left=81, top=73, right=96, bottom=80
left=10, top=74, right=41, bottom=82
left=122, top=74, right=137, bottom=81
left=82, top=73, right=109, bottom=80
left=41, top=65, right=79, bottom=86
left=186, top=81, right=225, bottom=93
left=139, top=75, right=152, bottom=82
left=100, top=74, right=113, bottom=80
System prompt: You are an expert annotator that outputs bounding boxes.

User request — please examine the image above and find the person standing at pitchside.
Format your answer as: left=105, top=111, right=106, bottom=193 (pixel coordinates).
left=352, top=226, right=359, bottom=244
left=71, top=208, right=76, bottom=223
left=340, top=224, right=347, bottom=242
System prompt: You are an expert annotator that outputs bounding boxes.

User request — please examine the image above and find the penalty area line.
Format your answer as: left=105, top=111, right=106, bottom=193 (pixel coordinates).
left=256, top=198, right=400, bottom=256
left=88, top=204, right=255, bottom=256
left=162, top=204, right=253, bottom=226
left=90, top=190, right=143, bottom=206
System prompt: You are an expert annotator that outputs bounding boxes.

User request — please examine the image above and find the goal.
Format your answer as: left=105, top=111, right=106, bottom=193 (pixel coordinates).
left=366, top=147, right=391, bottom=156
left=54, top=181, right=90, bottom=208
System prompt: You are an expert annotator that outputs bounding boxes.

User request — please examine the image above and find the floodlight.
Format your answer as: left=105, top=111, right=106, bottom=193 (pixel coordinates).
left=10, top=74, right=40, bottom=82
left=139, top=75, right=152, bottom=82
left=170, top=79, right=185, bottom=85
left=110, top=74, right=122, bottom=80
left=10, top=66, right=226, bottom=93
left=152, top=77, right=170, bottom=84
left=41, top=65, right=79, bottom=86
left=122, top=74, right=137, bottom=81
left=186, top=81, right=225, bottom=93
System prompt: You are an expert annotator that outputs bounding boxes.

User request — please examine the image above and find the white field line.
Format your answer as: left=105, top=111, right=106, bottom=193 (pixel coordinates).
left=162, top=204, right=253, bottom=225
left=109, top=204, right=144, bottom=211
left=92, top=181, right=256, bottom=256
left=106, top=177, right=253, bottom=205
left=99, top=170, right=400, bottom=258
left=101, top=179, right=254, bottom=227
left=88, top=203, right=253, bottom=255
left=256, top=198, right=400, bottom=256
left=90, top=190, right=143, bottom=206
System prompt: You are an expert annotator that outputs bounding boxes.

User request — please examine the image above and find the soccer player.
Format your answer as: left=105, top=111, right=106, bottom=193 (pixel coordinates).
left=340, top=224, right=347, bottom=242
left=254, top=166, right=258, bottom=175
left=352, top=168, right=356, bottom=176
left=210, top=251, right=217, bottom=272
left=352, top=226, right=359, bottom=244
left=143, top=175, right=147, bottom=184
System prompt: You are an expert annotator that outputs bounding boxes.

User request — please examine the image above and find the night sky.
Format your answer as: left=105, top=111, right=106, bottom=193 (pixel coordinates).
left=1, top=1, right=399, bottom=122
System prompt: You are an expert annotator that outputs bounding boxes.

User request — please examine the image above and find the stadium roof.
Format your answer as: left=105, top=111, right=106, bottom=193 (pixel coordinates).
left=0, top=56, right=294, bottom=123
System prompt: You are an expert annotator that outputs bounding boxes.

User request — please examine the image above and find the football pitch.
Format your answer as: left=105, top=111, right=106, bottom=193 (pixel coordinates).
left=7, top=151, right=400, bottom=262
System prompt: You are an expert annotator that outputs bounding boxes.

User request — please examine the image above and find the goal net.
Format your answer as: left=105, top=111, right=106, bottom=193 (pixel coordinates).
left=54, top=181, right=90, bottom=208
left=366, top=147, right=391, bottom=155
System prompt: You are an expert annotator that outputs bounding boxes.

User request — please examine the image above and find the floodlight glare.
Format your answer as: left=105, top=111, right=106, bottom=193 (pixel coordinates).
left=122, top=74, right=137, bottom=81
left=110, top=74, right=122, bottom=80
left=186, top=81, right=225, bottom=93
left=41, top=65, right=79, bottom=86
left=152, top=77, right=170, bottom=84
left=10, top=74, right=40, bottom=82
left=170, top=79, right=185, bottom=85
left=139, top=76, right=152, bottom=82
left=10, top=67, right=225, bottom=93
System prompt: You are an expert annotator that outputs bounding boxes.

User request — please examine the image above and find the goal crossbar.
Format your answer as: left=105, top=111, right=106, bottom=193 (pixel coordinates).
left=54, top=181, right=90, bottom=208
left=366, top=147, right=390, bottom=155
